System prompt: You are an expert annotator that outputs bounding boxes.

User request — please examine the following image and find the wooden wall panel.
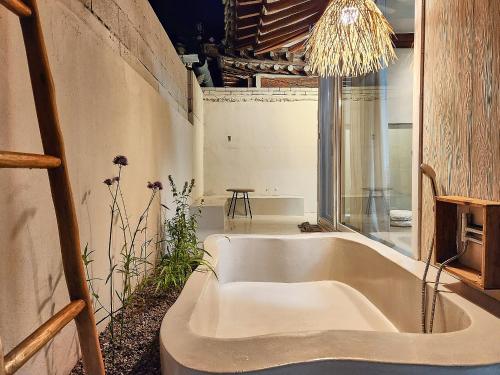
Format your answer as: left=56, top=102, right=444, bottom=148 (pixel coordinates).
left=422, top=0, right=500, bottom=253
left=471, top=0, right=497, bottom=199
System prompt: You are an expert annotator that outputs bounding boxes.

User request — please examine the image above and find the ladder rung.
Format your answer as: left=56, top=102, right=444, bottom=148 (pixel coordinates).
left=0, top=151, right=61, bottom=169
left=3, top=300, right=85, bottom=375
left=0, top=0, right=32, bottom=17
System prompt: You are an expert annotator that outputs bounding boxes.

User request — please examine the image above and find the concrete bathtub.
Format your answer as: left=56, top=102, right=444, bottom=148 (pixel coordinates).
left=160, top=233, right=500, bottom=374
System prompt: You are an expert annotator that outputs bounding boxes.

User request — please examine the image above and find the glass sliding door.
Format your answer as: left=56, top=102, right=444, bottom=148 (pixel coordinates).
left=339, top=0, right=415, bottom=256
left=318, top=77, right=337, bottom=227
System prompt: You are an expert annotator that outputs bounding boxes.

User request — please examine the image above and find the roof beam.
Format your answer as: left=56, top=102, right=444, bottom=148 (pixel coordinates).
left=235, top=32, right=256, bottom=42
left=234, top=36, right=256, bottom=49
left=282, top=33, right=309, bottom=48
left=255, top=28, right=310, bottom=54
left=258, top=23, right=310, bottom=43
left=236, top=3, right=263, bottom=19
left=264, top=0, right=311, bottom=14
left=258, top=9, right=321, bottom=42
left=236, top=0, right=263, bottom=5
left=236, top=29, right=257, bottom=39
left=288, top=39, right=306, bottom=53
left=221, top=55, right=306, bottom=68
left=236, top=15, right=259, bottom=29
left=262, top=0, right=323, bottom=24
left=259, top=8, right=320, bottom=34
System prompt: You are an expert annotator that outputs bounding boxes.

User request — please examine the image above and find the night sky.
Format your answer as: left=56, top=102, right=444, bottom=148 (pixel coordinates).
left=148, top=0, right=225, bottom=50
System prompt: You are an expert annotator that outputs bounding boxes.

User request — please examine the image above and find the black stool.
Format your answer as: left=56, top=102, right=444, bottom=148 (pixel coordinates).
left=226, top=188, right=254, bottom=219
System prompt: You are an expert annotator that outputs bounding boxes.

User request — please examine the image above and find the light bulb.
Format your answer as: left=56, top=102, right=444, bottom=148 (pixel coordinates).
left=340, top=6, right=359, bottom=25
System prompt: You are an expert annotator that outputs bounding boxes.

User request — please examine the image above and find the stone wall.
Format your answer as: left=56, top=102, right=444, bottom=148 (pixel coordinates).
left=76, top=0, right=189, bottom=115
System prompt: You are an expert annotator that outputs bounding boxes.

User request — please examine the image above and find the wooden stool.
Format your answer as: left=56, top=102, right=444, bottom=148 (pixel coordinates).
left=226, top=188, right=254, bottom=219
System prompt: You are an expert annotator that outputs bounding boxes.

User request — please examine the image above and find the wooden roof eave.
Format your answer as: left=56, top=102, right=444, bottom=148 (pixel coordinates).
left=263, top=0, right=312, bottom=14
left=261, top=1, right=320, bottom=24
left=257, top=23, right=310, bottom=44
left=257, top=15, right=318, bottom=43
left=236, top=2, right=262, bottom=19
left=258, top=7, right=320, bottom=34
left=255, top=28, right=310, bottom=54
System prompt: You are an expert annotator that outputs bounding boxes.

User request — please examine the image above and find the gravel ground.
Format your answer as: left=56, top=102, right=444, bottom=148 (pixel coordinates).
left=71, top=281, right=179, bottom=375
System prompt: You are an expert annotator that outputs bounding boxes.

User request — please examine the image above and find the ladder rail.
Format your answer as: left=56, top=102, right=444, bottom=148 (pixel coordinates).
left=4, top=301, right=86, bottom=375
left=0, top=339, right=5, bottom=375
left=0, top=0, right=105, bottom=373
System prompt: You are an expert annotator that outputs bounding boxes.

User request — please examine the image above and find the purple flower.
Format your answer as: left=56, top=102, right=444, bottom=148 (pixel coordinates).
left=147, top=181, right=163, bottom=190
left=112, top=176, right=120, bottom=183
left=113, top=155, right=128, bottom=166
left=153, top=181, right=163, bottom=190
left=103, top=178, right=114, bottom=186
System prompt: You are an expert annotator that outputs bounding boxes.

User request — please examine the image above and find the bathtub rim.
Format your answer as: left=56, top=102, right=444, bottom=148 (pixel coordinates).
left=160, top=232, right=500, bottom=373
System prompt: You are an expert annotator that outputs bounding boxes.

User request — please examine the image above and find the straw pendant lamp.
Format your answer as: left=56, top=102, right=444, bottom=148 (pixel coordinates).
left=306, top=0, right=396, bottom=77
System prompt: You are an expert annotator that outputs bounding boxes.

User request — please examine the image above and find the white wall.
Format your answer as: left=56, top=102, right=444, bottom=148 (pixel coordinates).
left=387, top=49, right=414, bottom=209
left=0, top=0, right=202, bottom=373
left=387, top=49, right=414, bottom=124
left=190, top=72, right=205, bottom=198
left=203, top=88, right=318, bottom=215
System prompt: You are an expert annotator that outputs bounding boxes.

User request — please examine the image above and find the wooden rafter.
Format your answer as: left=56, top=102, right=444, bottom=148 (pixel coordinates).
left=255, top=28, right=310, bottom=54
left=262, top=0, right=321, bottom=24
left=234, top=36, right=256, bottom=49
left=236, top=3, right=262, bottom=18
left=288, top=39, right=306, bottom=53
left=264, top=0, right=311, bottom=14
left=236, top=28, right=257, bottom=39
left=236, top=16, right=259, bottom=29
left=236, top=0, right=263, bottom=5
left=259, top=7, right=320, bottom=34
left=226, top=0, right=328, bottom=53
left=258, top=23, right=310, bottom=44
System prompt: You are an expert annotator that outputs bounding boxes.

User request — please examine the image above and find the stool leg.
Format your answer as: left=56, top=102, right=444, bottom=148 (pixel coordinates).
left=232, top=192, right=238, bottom=219
left=228, top=192, right=235, bottom=217
left=246, top=193, right=253, bottom=219
left=366, top=190, right=373, bottom=214
left=383, top=191, right=390, bottom=215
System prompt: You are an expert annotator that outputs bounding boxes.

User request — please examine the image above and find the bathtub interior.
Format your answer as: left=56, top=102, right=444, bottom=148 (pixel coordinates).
left=189, top=236, right=471, bottom=338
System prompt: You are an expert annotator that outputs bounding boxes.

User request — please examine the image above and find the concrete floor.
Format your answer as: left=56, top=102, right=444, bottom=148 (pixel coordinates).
left=197, top=214, right=317, bottom=241
left=343, top=213, right=413, bottom=256
left=197, top=211, right=412, bottom=257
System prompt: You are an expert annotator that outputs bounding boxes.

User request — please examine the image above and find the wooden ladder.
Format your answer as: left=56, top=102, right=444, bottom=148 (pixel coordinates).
left=0, top=0, right=105, bottom=374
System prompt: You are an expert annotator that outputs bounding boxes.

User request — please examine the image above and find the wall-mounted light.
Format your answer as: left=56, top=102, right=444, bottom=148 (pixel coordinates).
left=306, top=0, right=396, bottom=77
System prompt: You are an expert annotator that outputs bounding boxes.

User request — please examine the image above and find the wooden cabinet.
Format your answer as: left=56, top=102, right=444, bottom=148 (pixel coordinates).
left=435, top=196, right=500, bottom=289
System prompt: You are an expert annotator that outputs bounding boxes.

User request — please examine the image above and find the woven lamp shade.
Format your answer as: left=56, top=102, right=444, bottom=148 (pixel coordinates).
left=306, top=0, right=396, bottom=77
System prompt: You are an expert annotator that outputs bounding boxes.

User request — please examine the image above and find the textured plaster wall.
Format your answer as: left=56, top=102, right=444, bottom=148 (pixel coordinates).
left=202, top=88, right=318, bottom=215
left=0, top=0, right=202, bottom=373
